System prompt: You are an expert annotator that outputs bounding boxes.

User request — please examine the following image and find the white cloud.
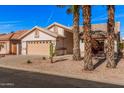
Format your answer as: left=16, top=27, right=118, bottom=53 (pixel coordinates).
left=92, top=13, right=124, bottom=22
left=115, top=14, right=124, bottom=18
left=45, top=11, right=54, bottom=26
left=92, top=14, right=107, bottom=22
left=92, top=17, right=107, bottom=22
left=0, top=24, right=14, bottom=28
left=0, top=21, right=22, bottom=24
left=0, top=24, right=15, bottom=33
left=0, top=20, right=22, bottom=33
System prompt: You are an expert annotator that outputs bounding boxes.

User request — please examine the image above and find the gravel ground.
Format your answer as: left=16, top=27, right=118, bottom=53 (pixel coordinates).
left=0, top=55, right=124, bottom=86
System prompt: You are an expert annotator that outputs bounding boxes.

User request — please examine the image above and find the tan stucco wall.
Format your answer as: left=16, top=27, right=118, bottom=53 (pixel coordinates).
left=21, top=29, right=56, bottom=55
left=56, top=37, right=64, bottom=49
left=48, top=25, right=73, bottom=54
left=63, top=30, right=73, bottom=54
left=48, top=26, right=64, bottom=36
left=56, top=37, right=65, bottom=55
left=0, top=41, right=10, bottom=54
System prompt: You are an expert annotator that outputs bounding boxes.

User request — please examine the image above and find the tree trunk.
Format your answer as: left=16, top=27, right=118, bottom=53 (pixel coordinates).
left=82, top=5, right=93, bottom=70
left=50, top=57, right=53, bottom=63
left=106, top=5, right=116, bottom=68
left=73, top=5, right=81, bottom=61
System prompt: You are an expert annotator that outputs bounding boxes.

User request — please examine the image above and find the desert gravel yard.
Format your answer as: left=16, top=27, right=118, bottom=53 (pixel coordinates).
left=0, top=55, right=124, bottom=86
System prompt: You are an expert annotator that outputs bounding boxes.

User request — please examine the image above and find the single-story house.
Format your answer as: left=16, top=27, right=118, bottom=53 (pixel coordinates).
left=0, top=22, right=73, bottom=56
left=0, top=22, right=120, bottom=57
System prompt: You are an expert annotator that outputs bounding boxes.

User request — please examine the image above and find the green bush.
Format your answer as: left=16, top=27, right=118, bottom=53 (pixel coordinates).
left=49, top=42, right=55, bottom=63
left=119, top=43, right=124, bottom=51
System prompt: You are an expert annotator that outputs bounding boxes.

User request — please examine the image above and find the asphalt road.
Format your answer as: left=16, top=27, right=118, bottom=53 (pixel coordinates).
left=0, top=67, right=123, bottom=88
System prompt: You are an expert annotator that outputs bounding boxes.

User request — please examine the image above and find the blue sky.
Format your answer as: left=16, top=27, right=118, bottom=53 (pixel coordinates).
left=0, top=5, right=124, bottom=37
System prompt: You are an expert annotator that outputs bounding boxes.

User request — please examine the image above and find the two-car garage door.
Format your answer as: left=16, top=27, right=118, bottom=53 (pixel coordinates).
left=27, top=41, right=50, bottom=56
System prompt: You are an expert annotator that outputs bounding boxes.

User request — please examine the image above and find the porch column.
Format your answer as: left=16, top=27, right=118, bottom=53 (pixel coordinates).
left=104, top=39, right=107, bottom=54
left=114, top=40, right=117, bottom=53
left=80, top=40, right=84, bottom=57
left=16, top=44, right=19, bottom=55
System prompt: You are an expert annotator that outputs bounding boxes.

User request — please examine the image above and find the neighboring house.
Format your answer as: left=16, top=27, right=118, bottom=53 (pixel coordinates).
left=80, top=22, right=120, bottom=56
left=120, top=37, right=124, bottom=54
left=0, top=31, right=28, bottom=55
left=0, top=22, right=120, bottom=57
left=120, top=37, right=124, bottom=43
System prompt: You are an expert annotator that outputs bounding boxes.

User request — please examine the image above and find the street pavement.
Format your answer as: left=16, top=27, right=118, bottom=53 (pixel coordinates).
left=0, top=67, right=123, bottom=88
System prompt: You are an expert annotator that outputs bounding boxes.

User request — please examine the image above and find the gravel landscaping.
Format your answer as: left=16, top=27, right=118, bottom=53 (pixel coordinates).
left=0, top=55, right=124, bottom=86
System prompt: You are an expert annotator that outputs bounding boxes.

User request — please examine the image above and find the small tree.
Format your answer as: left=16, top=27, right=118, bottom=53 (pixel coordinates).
left=119, top=43, right=124, bottom=52
left=119, top=43, right=124, bottom=57
left=0, top=44, right=4, bottom=50
left=49, top=42, right=55, bottom=63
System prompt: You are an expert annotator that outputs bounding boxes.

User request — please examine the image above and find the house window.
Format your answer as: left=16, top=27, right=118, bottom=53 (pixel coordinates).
left=34, top=30, right=39, bottom=38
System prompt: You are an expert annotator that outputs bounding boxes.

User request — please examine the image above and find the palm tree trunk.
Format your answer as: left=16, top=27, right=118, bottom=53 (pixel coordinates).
left=106, top=5, right=116, bottom=68
left=73, top=5, right=81, bottom=61
left=82, top=5, right=93, bottom=70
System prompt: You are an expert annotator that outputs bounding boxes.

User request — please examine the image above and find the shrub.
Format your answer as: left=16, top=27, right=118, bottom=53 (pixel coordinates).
left=42, top=57, right=46, bottom=60
left=27, top=60, right=32, bottom=64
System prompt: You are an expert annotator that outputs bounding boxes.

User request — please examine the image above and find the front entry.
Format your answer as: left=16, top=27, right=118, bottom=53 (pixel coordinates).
left=92, top=40, right=104, bottom=55
left=27, top=41, right=50, bottom=56
left=11, top=43, right=17, bottom=55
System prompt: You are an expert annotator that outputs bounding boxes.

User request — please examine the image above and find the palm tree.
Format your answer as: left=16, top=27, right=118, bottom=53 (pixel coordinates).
left=106, top=5, right=116, bottom=68
left=71, top=5, right=81, bottom=60
left=57, top=5, right=81, bottom=61
left=82, top=5, right=93, bottom=70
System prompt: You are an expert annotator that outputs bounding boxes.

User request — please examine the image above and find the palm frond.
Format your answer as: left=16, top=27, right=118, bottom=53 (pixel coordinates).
left=66, top=7, right=72, bottom=14
left=56, top=5, right=66, bottom=8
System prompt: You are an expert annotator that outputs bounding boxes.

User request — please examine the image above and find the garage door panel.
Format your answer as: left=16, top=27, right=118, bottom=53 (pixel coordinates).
left=27, top=41, right=50, bottom=56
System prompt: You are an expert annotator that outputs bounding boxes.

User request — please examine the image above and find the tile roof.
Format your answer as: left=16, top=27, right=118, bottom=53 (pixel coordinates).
left=0, top=30, right=28, bottom=41
left=19, top=26, right=65, bottom=39
left=47, top=22, right=72, bottom=30
left=47, top=22, right=73, bottom=33
left=11, top=30, right=28, bottom=40
left=44, top=27, right=66, bottom=37
left=0, top=34, right=6, bottom=36
left=0, top=33, right=14, bottom=40
left=79, top=22, right=120, bottom=34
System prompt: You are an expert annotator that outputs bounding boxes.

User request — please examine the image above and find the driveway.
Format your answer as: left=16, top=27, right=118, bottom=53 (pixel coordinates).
left=0, top=67, right=123, bottom=88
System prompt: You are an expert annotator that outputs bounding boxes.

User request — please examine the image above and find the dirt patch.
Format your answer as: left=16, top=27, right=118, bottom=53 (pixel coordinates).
left=0, top=55, right=124, bottom=86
